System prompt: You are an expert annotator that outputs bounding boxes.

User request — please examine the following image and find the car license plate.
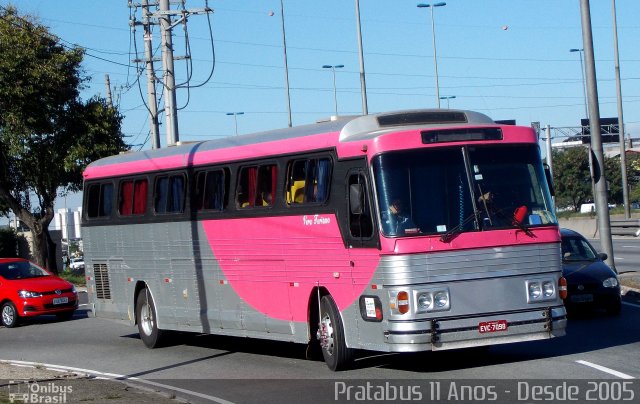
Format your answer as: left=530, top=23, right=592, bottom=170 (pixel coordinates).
left=478, top=320, right=508, bottom=333
left=570, top=294, right=593, bottom=303
left=53, top=297, right=69, bottom=305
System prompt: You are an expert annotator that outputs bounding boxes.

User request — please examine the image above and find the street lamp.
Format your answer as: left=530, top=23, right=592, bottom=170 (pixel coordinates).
left=322, top=64, right=344, bottom=116
left=269, top=1, right=292, bottom=127
left=226, top=112, right=244, bottom=136
left=355, top=0, right=368, bottom=115
left=570, top=48, right=589, bottom=119
left=439, top=95, right=456, bottom=108
left=417, top=2, right=446, bottom=108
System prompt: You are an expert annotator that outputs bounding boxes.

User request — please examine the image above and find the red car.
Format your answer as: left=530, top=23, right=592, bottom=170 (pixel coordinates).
left=0, top=258, right=78, bottom=328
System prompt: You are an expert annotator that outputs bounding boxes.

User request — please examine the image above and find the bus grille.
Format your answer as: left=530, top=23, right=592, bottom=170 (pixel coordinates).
left=93, top=263, right=112, bottom=300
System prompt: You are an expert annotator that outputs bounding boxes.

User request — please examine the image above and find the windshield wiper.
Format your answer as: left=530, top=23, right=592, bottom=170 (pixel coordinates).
left=440, top=210, right=480, bottom=243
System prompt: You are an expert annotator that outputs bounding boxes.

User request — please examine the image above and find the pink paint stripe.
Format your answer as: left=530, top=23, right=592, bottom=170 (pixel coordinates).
left=380, top=227, right=560, bottom=254
left=84, top=131, right=340, bottom=180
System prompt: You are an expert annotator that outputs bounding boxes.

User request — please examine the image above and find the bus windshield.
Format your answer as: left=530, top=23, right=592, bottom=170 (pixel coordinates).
left=373, top=144, right=556, bottom=238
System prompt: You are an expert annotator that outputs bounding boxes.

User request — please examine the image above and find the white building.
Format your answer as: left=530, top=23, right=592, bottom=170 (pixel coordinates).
left=52, top=207, right=82, bottom=240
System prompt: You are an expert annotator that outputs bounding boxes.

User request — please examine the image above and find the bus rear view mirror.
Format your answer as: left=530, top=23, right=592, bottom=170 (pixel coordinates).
left=349, top=183, right=364, bottom=215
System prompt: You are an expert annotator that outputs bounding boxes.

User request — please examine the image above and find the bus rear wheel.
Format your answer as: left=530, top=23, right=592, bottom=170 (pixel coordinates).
left=136, top=289, right=164, bottom=348
left=317, top=295, right=354, bottom=371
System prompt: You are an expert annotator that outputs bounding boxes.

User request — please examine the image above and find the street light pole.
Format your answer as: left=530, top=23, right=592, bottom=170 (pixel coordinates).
left=418, top=2, right=446, bottom=108
left=270, top=1, right=293, bottom=127
left=226, top=112, right=244, bottom=136
left=439, top=95, right=455, bottom=109
left=355, top=0, right=368, bottom=115
left=611, top=0, right=630, bottom=219
left=322, top=64, right=344, bottom=116
left=570, top=48, right=589, bottom=119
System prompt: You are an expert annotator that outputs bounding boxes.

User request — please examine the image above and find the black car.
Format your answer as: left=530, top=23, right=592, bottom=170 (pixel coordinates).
left=561, top=228, right=622, bottom=315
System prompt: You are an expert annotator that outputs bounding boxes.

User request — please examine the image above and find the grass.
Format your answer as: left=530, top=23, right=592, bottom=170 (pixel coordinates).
left=58, top=270, right=86, bottom=287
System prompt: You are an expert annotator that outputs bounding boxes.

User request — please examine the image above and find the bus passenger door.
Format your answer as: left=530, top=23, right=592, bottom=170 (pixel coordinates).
left=345, top=170, right=379, bottom=296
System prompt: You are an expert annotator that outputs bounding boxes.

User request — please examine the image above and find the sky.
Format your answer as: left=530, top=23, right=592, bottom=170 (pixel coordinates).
left=2, top=0, right=640, bottom=214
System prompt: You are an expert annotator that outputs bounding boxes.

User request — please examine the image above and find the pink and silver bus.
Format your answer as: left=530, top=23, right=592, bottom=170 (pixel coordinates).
left=82, top=109, right=566, bottom=370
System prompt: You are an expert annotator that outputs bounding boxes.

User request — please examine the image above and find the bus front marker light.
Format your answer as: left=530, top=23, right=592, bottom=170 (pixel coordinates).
left=397, top=291, right=410, bottom=314
left=434, top=291, right=449, bottom=309
left=528, top=282, right=541, bottom=300
left=542, top=281, right=555, bottom=297
left=417, top=292, right=433, bottom=311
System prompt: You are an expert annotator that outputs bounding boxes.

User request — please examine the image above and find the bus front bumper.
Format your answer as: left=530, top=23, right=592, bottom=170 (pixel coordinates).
left=383, top=306, right=567, bottom=352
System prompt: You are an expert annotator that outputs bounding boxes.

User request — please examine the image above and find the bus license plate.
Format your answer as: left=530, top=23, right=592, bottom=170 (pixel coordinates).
left=53, top=297, right=69, bottom=305
left=478, top=320, right=508, bottom=333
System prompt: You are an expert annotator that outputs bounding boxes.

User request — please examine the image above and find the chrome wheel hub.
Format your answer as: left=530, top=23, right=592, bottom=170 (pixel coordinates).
left=140, top=303, right=154, bottom=336
left=318, top=312, right=335, bottom=356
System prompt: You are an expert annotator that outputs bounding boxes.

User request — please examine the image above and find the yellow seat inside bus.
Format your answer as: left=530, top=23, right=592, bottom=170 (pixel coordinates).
left=287, top=180, right=305, bottom=204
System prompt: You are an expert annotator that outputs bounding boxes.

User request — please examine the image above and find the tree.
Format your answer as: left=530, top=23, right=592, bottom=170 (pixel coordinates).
left=0, top=7, right=128, bottom=273
left=552, top=147, right=592, bottom=212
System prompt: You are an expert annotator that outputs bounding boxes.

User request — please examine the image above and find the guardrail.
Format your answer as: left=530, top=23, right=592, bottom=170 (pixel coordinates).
left=610, top=219, right=640, bottom=237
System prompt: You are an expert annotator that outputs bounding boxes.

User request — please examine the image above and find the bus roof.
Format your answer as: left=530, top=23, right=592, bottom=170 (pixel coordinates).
left=84, top=109, right=498, bottom=180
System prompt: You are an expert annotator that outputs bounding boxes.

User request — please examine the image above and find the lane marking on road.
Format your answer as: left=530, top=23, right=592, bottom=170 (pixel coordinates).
left=622, top=301, right=640, bottom=309
left=576, top=360, right=634, bottom=379
left=1, top=359, right=235, bottom=404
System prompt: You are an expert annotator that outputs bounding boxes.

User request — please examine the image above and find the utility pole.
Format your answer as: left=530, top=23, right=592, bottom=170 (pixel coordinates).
left=159, top=0, right=179, bottom=146
left=545, top=125, right=553, bottom=177
left=580, top=0, right=615, bottom=271
left=104, top=74, right=113, bottom=107
left=141, top=0, right=161, bottom=149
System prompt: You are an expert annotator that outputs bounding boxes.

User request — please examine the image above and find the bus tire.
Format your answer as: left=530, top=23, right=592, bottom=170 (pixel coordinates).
left=318, top=295, right=354, bottom=371
left=136, top=289, right=164, bottom=348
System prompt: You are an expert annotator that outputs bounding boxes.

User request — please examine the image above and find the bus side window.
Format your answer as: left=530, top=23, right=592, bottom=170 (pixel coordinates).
left=87, top=182, right=114, bottom=218
left=119, top=178, right=148, bottom=216
left=237, top=164, right=277, bottom=208
left=195, top=169, right=227, bottom=211
left=286, top=157, right=331, bottom=205
left=154, top=174, right=186, bottom=214
left=348, top=173, right=373, bottom=238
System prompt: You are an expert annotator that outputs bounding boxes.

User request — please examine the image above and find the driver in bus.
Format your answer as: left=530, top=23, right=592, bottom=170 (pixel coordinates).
left=387, top=199, right=418, bottom=236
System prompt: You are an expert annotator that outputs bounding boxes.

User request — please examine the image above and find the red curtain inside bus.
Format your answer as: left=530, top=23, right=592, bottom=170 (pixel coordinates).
left=119, top=181, right=133, bottom=215
left=133, top=180, right=148, bottom=214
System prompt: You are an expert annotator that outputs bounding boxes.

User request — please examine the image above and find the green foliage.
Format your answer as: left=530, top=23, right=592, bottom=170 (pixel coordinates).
left=0, top=6, right=129, bottom=269
left=552, top=146, right=640, bottom=212
left=552, top=147, right=592, bottom=212
left=0, top=227, right=18, bottom=257
left=59, top=271, right=86, bottom=287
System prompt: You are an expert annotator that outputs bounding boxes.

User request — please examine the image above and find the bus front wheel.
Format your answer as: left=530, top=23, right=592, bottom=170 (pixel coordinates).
left=318, top=295, right=354, bottom=371
left=136, top=289, right=164, bottom=348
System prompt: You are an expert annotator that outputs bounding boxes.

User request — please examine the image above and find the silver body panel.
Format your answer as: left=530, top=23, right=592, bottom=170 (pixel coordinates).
left=85, top=218, right=565, bottom=352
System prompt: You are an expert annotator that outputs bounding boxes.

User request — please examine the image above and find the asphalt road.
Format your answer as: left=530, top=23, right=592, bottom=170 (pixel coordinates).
left=1, top=300, right=639, bottom=403
left=2, top=238, right=639, bottom=403
left=588, top=237, right=640, bottom=275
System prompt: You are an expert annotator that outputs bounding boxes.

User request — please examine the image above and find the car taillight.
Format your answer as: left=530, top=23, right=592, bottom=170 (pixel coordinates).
left=558, top=277, right=568, bottom=300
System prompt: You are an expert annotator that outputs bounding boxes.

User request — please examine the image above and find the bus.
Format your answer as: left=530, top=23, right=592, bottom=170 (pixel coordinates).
left=82, top=109, right=566, bottom=371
